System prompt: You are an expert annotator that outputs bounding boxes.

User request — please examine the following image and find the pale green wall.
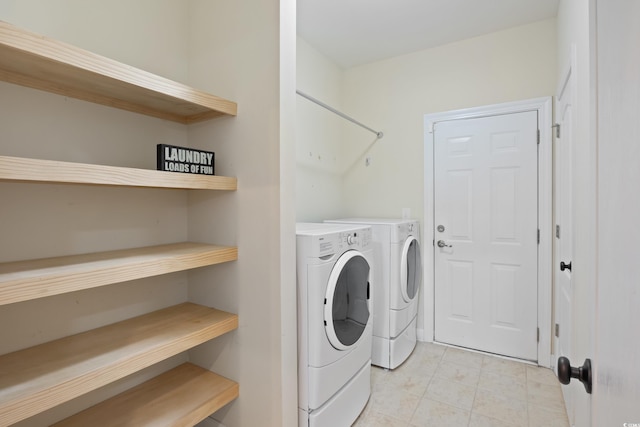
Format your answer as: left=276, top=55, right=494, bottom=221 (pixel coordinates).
left=0, top=0, right=190, bottom=81
left=296, top=18, right=558, bottom=227
left=341, top=18, right=557, bottom=224
left=296, top=36, right=346, bottom=222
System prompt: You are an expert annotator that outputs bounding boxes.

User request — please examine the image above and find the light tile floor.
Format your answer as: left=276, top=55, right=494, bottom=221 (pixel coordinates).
left=353, top=342, right=570, bottom=427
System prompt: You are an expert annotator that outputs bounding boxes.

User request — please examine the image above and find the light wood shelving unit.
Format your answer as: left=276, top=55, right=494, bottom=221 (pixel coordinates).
left=0, top=242, right=238, bottom=306
left=0, top=20, right=237, bottom=123
left=0, top=20, right=240, bottom=426
left=0, top=303, right=238, bottom=426
left=52, top=363, right=239, bottom=427
left=0, top=155, right=238, bottom=190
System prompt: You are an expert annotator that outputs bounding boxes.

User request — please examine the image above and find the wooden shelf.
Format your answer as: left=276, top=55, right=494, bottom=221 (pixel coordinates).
left=52, top=363, right=238, bottom=427
left=0, top=155, right=237, bottom=190
left=0, top=303, right=238, bottom=426
left=0, top=20, right=237, bottom=123
left=0, top=242, right=238, bottom=306
left=0, top=20, right=241, bottom=427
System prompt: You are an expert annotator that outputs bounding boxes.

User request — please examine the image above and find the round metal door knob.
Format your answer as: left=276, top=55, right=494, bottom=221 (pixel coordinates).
left=557, top=356, right=592, bottom=394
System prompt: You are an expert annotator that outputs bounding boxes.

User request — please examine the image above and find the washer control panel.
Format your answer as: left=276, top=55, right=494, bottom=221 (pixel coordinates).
left=297, top=224, right=372, bottom=258
left=347, top=233, right=357, bottom=245
left=337, top=228, right=371, bottom=249
left=318, top=228, right=371, bottom=257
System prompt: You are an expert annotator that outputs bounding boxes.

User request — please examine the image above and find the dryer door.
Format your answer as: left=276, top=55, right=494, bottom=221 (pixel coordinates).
left=324, top=250, right=371, bottom=350
left=400, top=236, right=422, bottom=303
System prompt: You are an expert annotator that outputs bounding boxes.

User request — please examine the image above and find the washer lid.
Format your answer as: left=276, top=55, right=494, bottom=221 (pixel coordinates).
left=324, top=250, right=371, bottom=350
left=400, top=236, right=422, bottom=303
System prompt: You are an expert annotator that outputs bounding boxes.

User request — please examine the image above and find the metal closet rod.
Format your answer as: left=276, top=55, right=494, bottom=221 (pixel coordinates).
left=296, top=90, right=384, bottom=139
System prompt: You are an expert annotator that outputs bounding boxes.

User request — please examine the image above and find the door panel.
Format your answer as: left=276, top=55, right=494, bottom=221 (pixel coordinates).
left=595, top=1, right=640, bottom=424
left=434, top=111, right=538, bottom=361
left=555, top=57, right=575, bottom=424
left=449, top=170, right=473, bottom=240
left=491, top=263, right=518, bottom=327
left=491, top=167, right=519, bottom=242
left=448, top=260, right=473, bottom=320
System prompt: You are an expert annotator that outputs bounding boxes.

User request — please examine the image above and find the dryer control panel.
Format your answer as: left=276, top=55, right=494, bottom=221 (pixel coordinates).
left=393, top=221, right=420, bottom=242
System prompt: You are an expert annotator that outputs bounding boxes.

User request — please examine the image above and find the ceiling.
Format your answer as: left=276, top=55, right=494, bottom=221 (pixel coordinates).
left=297, top=0, right=560, bottom=69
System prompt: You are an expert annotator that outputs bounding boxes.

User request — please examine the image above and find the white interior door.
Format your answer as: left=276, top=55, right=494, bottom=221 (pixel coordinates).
left=593, top=0, right=640, bottom=423
left=554, top=53, right=576, bottom=424
left=434, top=111, right=539, bottom=361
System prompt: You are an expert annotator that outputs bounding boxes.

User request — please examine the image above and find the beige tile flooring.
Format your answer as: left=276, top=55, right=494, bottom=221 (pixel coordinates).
left=353, top=342, right=570, bottom=427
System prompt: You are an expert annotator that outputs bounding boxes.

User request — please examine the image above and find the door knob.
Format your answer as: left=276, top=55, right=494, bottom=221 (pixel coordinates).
left=437, top=240, right=452, bottom=248
left=560, top=261, right=572, bottom=272
left=557, top=356, right=592, bottom=394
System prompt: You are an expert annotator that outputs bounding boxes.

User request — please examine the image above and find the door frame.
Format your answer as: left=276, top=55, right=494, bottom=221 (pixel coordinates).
left=422, top=97, right=553, bottom=367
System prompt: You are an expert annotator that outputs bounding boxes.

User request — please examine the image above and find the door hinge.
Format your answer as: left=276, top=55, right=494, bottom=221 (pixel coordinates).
left=556, top=225, right=561, bottom=239
left=537, top=229, right=540, bottom=244
left=555, top=323, right=560, bottom=338
left=537, top=129, right=541, bottom=144
left=552, top=123, right=561, bottom=138
left=537, top=327, right=540, bottom=342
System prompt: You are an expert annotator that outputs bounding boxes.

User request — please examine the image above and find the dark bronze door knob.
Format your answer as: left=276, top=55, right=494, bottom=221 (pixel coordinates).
left=557, top=356, right=592, bottom=394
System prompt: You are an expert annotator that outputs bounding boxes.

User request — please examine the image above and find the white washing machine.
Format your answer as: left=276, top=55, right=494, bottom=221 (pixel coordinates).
left=325, top=218, right=422, bottom=369
left=296, top=223, right=374, bottom=427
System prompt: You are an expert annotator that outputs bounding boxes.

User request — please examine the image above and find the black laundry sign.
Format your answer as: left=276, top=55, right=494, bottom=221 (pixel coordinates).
left=157, top=144, right=215, bottom=175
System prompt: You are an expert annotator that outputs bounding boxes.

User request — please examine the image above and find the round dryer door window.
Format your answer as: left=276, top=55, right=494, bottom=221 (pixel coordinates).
left=400, top=236, right=422, bottom=302
left=324, top=250, right=371, bottom=351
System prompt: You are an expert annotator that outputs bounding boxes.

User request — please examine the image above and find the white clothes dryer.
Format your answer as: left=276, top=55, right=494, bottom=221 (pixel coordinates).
left=296, top=223, right=374, bottom=427
left=325, top=218, right=422, bottom=369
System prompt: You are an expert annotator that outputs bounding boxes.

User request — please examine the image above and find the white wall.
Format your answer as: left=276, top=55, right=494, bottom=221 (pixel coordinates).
left=279, top=1, right=299, bottom=425
left=186, top=1, right=293, bottom=426
left=295, top=37, right=346, bottom=222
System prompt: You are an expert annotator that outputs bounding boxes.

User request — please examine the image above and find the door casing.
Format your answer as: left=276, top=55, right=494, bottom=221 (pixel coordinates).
left=422, top=97, right=553, bottom=367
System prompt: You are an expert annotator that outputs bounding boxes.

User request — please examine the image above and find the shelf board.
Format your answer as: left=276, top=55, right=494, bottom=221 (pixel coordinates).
left=0, top=20, right=237, bottom=123
left=0, top=155, right=237, bottom=190
left=0, top=303, right=238, bottom=426
left=52, top=363, right=238, bottom=427
left=0, top=242, right=238, bottom=306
